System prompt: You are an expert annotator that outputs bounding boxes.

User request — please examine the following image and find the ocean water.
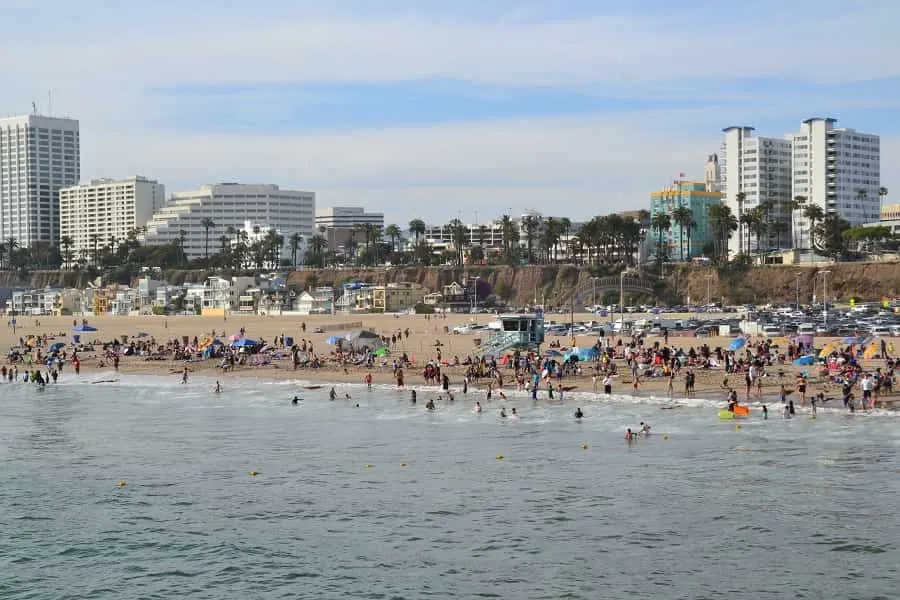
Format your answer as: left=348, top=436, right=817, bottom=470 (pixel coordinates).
left=2, top=375, right=899, bottom=599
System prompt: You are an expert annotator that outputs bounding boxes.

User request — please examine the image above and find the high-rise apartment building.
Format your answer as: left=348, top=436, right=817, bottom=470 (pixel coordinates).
left=0, top=114, right=80, bottom=247
left=141, top=183, right=314, bottom=261
left=704, top=154, right=721, bottom=193
left=789, top=118, right=880, bottom=248
left=59, top=176, right=166, bottom=261
left=721, top=126, right=792, bottom=256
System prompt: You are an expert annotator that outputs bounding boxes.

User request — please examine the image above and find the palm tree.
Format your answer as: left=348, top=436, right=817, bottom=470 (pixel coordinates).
left=735, top=191, right=747, bottom=255
left=499, top=214, right=519, bottom=265
left=201, top=217, right=216, bottom=264
left=59, top=235, right=74, bottom=269
left=408, top=218, right=426, bottom=243
left=790, top=195, right=807, bottom=249
left=177, top=229, right=188, bottom=265
left=671, top=205, right=693, bottom=262
left=803, top=204, right=825, bottom=251
left=707, top=204, right=737, bottom=264
left=384, top=224, right=402, bottom=253
left=88, top=234, right=100, bottom=265
left=650, top=212, right=671, bottom=267
left=288, top=232, right=302, bottom=268
left=522, top=215, right=539, bottom=263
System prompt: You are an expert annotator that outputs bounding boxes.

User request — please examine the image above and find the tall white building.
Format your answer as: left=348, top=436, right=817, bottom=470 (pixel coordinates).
left=721, top=126, right=792, bottom=256
left=704, top=154, right=721, bottom=193
left=0, top=113, right=80, bottom=246
left=59, top=176, right=166, bottom=261
left=141, top=183, right=314, bottom=261
left=315, top=206, right=384, bottom=229
left=789, top=118, right=880, bottom=248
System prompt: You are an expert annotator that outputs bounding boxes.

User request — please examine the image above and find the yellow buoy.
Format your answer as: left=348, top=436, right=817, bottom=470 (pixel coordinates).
left=400, top=462, right=408, bottom=467
left=116, top=480, right=127, bottom=488
left=580, top=443, right=589, bottom=450
left=496, top=454, right=504, bottom=460
left=736, top=424, right=742, bottom=430
left=249, top=470, right=258, bottom=476
left=662, top=435, right=669, bottom=440
left=365, top=464, right=374, bottom=468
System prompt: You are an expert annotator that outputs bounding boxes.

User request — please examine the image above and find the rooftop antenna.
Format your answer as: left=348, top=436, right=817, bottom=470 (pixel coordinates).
left=48, top=90, right=52, bottom=117
left=31, top=101, right=37, bottom=115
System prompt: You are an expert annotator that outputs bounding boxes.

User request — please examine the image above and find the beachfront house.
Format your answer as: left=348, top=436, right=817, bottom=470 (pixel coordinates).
left=371, top=282, right=426, bottom=313
left=201, top=276, right=256, bottom=314
left=441, top=281, right=471, bottom=312
left=295, top=288, right=334, bottom=315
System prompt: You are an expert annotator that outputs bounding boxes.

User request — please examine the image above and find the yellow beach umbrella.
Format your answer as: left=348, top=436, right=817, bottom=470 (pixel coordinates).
left=818, top=341, right=839, bottom=358
left=863, top=341, right=880, bottom=360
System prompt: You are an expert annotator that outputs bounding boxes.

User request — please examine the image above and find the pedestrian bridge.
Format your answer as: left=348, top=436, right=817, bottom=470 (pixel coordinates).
left=562, top=275, right=657, bottom=306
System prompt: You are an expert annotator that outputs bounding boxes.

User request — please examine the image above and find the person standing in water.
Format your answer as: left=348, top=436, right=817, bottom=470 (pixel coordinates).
left=329, top=387, right=337, bottom=401
left=603, top=375, right=612, bottom=396
left=181, top=366, right=189, bottom=384
left=215, top=381, right=221, bottom=393
left=411, top=390, right=417, bottom=404
left=474, top=401, right=482, bottom=413
left=762, top=404, right=768, bottom=420
left=574, top=407, right=584, bottom=420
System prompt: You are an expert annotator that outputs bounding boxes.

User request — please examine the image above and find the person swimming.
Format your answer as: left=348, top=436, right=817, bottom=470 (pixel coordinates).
left=291, top=396, right=300, bottom=405
left=329, top=387, right=337, bottom=401
left=474, top=401, right=482, bottom=413
left=511, top=407, right=517, bottom=416
left=640, top=422, right=651, bottom=435
left=625, top=428, right=634, bottom=441
left=499, top=407, right=507, bottom=418
left=574, top=407, right=584, bottom=419
left=425, top=399, right=435, bottom=410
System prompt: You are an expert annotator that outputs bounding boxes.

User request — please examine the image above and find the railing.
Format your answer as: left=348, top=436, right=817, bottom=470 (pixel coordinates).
left=480, top=331, right=525, bottom=356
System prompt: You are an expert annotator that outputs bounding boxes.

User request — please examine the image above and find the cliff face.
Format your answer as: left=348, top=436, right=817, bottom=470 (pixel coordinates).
left=2, top=262, right=898, bottom=306
left=667, top=263, right=900, bottom=305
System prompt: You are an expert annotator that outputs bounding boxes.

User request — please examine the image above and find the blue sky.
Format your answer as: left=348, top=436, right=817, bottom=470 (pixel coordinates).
left=1, top=0, right=898, bottom=225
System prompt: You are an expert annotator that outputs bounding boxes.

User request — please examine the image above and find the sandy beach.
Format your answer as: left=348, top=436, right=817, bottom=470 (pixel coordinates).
left=4, top=312, right=896, bottom=406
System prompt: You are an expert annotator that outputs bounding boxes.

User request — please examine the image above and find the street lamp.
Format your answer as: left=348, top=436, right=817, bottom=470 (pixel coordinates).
left=794, top=272, right=801, bottom=309
left=818, top=270, right=831, bottom=325
left=471, top=276, right=480, bottom=320
left=619, top=271, right=626, bottom=331
left=706, top=275, right=713, bottom=308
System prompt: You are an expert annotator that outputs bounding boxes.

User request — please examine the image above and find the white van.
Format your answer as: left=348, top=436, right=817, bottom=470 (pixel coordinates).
left=870, top=325, right=891, bottom=337
left=797, top=323, right=816, bottom=335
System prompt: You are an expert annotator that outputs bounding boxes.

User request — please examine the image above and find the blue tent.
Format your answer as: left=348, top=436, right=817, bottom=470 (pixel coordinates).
left=728, top=338, right=746, bottom=351
left=326, top=335, right=343, bottom=345
left=232, top=338, right=258, bottom=347
left=73, top=325, right=98, bottom=332
left=793, top=355, right=816, bottom=366
left=568, top=347, right=599, bottom=361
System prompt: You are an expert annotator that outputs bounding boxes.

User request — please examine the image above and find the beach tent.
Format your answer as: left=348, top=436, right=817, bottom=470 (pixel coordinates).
left=793, top=355, right=816, bottom=366
left=73, top=324, right=98, bottom=332
left=325, top=335, right=343, bottom=345
left=231, top=338, right=259, bottom=347
left=565, top=346, right=599, bottom=361
left=343, top=330, right=384, bottom=352
left=728, top=338, right=746, bottom=351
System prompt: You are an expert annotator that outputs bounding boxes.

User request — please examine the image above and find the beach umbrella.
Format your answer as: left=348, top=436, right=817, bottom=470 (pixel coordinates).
left=863, top=341, right=881, bottom=360
left=793, top=355, right=816, bottom=366
left=728, top=338, right=746, bottom=351
left=198, top=336, right=214, bottom=350
left=818, top=341, right=839, bottom=358
left=374, top=346, right=389, bottom=357
left=326, top=335, right=343, bottom=345
left=232, top=338, right=258, bottom=347
left=49, top=342, right=65, bottom=352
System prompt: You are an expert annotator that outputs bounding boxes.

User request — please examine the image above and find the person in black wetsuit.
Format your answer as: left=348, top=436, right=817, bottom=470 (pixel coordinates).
left=291, top=396, right=300, bottom=405
left=574, top=407, right=584, bottom=419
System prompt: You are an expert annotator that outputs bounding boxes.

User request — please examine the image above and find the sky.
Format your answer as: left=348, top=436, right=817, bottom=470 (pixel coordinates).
left=1, top=0, right=898, bottom=227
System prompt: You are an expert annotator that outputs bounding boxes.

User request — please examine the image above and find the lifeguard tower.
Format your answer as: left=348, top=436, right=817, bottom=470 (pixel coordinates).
left=480, top=312, right=545, bottom=356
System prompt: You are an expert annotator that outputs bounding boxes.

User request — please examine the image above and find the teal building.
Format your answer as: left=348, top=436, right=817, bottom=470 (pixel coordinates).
left=648, top=180, right=723, bottom=260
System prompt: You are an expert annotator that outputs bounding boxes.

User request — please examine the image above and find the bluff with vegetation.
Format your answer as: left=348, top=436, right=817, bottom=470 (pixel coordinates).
left=1, top=262, right=898, bottom=307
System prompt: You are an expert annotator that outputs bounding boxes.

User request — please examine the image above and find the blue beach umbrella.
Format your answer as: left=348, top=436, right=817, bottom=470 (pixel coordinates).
left=231, top=338, right=258, bottom=347
left=728, top=338, right=746, bottom=351
left=793, top=355, right=816, bottom=366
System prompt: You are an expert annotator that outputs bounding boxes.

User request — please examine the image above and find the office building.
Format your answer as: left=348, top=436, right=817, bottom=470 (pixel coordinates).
left=649, top=180, right=723, bottom=260
left=705, top=154, right=721, bottom=193
left=315, top=206, right=384, bottom=230
left=789, top=118, right=880, bottom=248
left=59, top=176, right=165, bottom=260
left=721, top=126, right=793, bottom=256
left=0, top=113, right=80, bottom=246
left=141, top=183, right=314, bottom=261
